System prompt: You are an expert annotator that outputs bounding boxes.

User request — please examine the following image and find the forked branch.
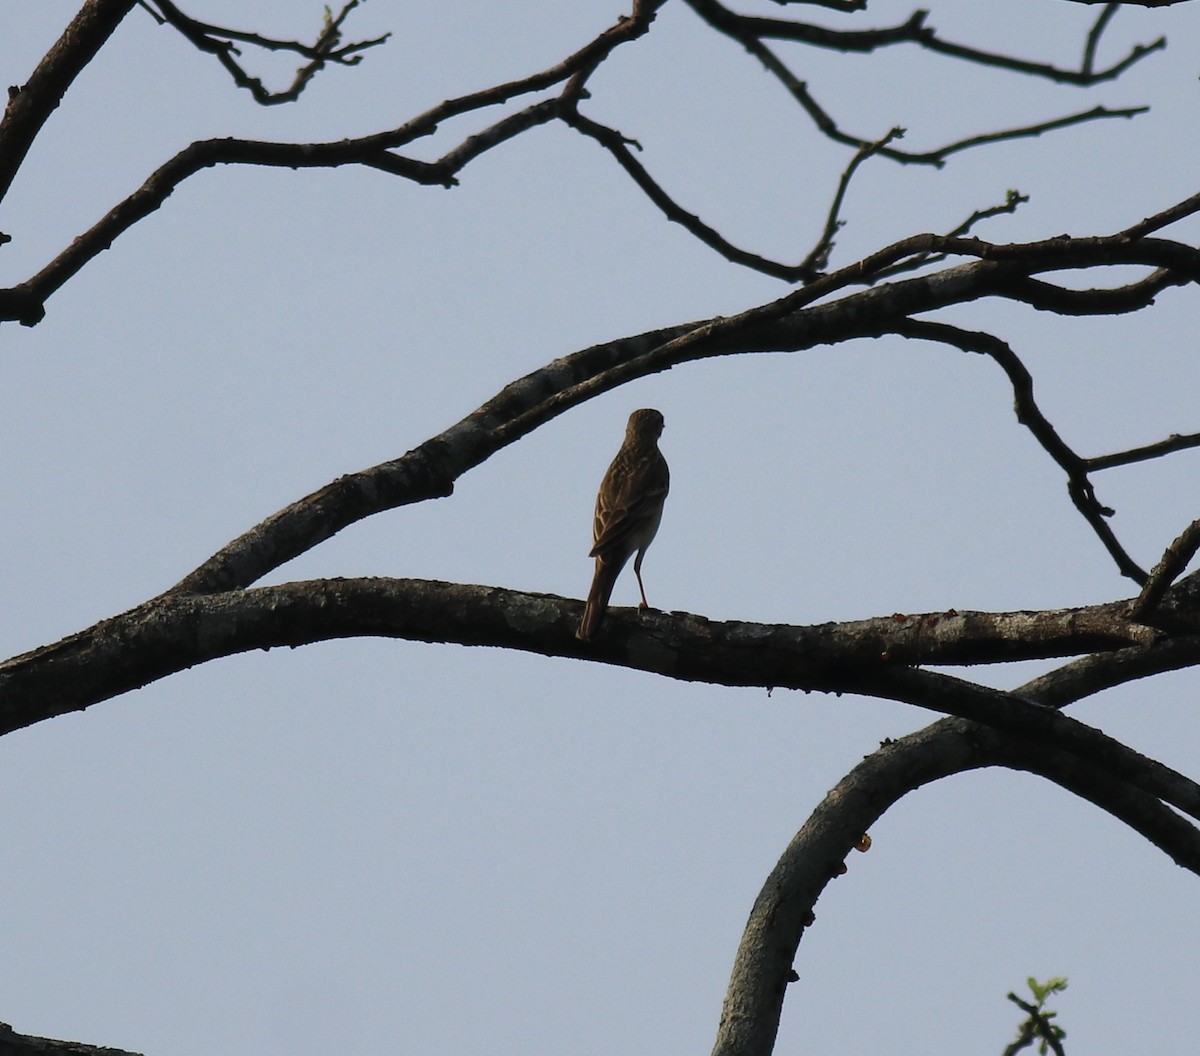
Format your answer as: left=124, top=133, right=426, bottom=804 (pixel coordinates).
left=138, top=0, right=390, bottom=104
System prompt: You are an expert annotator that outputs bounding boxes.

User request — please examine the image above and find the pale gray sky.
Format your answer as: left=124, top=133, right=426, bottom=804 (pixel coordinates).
left=2, top=3, right=1199, bottom=1054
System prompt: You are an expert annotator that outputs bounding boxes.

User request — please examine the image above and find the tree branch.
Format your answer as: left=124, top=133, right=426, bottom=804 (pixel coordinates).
left=0, top=1020, right=142, bottom=1056
left=710, top=713, right=1200, bottom=1056
left=890, top=318, right=1148, bottom=584
left=1086, top=429, right=1200, bottom=470
left=685, top=0, right=1163, bottom=85
left=1130, top=520, right=1200, bottom=619
left=139, top=0, right=390, bottom=105
left=0, top=1, right=668, bottom=326
left=1, top=3, right=1185, bottom=325
left=0, top=0, right=138, bottom=204
left=0, top=577, right=1188, bottom=739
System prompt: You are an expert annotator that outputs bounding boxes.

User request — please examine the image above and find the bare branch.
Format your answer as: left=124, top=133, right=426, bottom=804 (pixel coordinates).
left=863, top=190, right=1032, bottom=282
left=1130, top=520, right=1200, bottom=619
left=768, top=0, right=867, bottom=10
left=1018, top=629, right=1200, bottom=708
left=0, top=1020, right=143, bottom=1056
left=1082, top=3, right=1120, bottom=76
left=1, top=2, right=1183, bottom=323
left=566, top=117, right=904, bottom=281
left=1087, top=430, right=1200, bottom=470
left=141, top=0, right=390, bottom=104
left=0, top=0, right=669, bottom=325
left=801, top=127, right=906, bottom=276
left=1120, top=189, right=1200, bottom=238
left=913, top=104, right=1147, bottom=165
left=711, top=714, right=1200, bottom=1056
left=567, top=111, right=823, bottom=281
left=0, top=0, right=138, bottom=204
left=1057, top=0, right=1190, bottom=6
left=0, top=577, right=1189, bottom=738
left=678, top=14, right=1151, bottom=170
left=917, top=18, right=1163, bottom=86
left=685, top=1, right=935, bottom=53
left=996, top=267, right=1185, bottom=315
left=686, top=0, right=1164, bottom=84
left=891, top=318, right=1147, bottom=584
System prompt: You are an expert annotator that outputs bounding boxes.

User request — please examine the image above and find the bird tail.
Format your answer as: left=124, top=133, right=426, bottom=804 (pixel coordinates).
left=577, top=559, right=620, bottom=641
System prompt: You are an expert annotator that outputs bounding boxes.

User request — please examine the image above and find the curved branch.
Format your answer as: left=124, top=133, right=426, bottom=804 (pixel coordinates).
left=710, top=715, right=1200, bottom=1056
left=917, top=21, right=1163, bottom=86
left=996, top=268, right=1184, bottom=315
left=566, top=112, right=822, bottom=282
left=1082, top=2, right=1119, bottom=77
left=890, top=318, right=1148, bottom=584
left=714, top=574, right=1200, bottom=1056
left=0, top=576, right=1190, bottom=739
left=168, top=318, right=700, bottom=593
left=1018, top=629, right=1200, bottom=707
left=839, top=663, right=1200, bottom=820
left=565, top=117, right=904, bottom=281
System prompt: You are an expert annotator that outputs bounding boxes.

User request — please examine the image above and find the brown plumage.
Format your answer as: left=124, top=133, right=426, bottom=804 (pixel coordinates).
left=577, top=408, right=670, bottom=641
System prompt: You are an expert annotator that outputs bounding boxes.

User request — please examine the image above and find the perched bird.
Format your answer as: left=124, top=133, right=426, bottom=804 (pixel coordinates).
left=577, top=408, right=670, bottom=641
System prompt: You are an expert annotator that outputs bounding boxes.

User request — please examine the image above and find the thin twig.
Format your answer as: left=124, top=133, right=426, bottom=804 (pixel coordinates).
left=567, top=112, right=821, bottom=281
left=1083, top=3, right=1121, bottom=76
left=1087, top=430, right=1200, bottom=471
left=144, top=0, right=389, bottom=104
left=911, top=105, right=1147, bottom=166
left=1121, top=189, right=1200, bottom=238
left=869, top=189, right=1030, bottom=281
left=715, top=28, right=1148, bottom=168
left=801, top=127, right=906, bottom=276
left=919, top=14, right=1161, bottom=85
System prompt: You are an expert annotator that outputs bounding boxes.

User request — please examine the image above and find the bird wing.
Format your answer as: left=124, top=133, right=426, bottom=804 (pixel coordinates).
left=590, top=454, right=669, bottom=557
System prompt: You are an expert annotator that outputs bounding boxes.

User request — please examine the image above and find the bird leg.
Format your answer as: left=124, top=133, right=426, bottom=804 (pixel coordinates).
left=634, top=554, right=650, bottom=610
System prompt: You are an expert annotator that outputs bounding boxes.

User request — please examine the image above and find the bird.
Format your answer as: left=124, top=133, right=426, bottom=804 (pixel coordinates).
left=577, top=408, right=670, bottom=641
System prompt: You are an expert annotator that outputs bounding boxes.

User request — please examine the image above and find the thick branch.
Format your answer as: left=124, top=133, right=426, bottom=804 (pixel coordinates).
left=0, top=1020, right=141, bottom=1056
left=710, top=713, right=1200, bottom=1056
left=840, top=663, right=1200, bottom=820
left=1019, top=629, right=1200, bottom=707
left=0, top=0, right=137, bottom=204
left=0, top=578, right=1185, bottom=738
